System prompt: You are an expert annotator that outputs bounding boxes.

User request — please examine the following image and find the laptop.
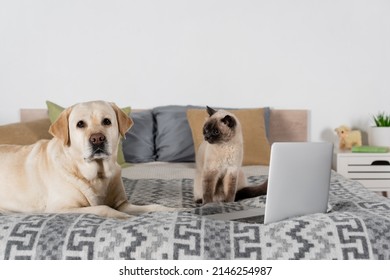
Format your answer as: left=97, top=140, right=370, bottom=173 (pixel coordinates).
left=204, top=142, right=333, bottom=224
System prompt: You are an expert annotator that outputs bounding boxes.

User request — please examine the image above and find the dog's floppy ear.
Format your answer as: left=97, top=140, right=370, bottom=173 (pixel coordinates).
left=110, top=103, right=133, bottom=137
left=49, top=107, right=72, bottom=146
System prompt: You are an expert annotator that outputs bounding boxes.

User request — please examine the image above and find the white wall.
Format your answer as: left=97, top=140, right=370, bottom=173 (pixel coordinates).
left=1, top=0, right=390, bottom=144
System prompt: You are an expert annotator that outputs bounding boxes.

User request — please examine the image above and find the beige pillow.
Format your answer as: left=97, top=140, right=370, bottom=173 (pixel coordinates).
left=186, top=108, right=271, bottom=165
left=0, top=119, right=52, bottom=145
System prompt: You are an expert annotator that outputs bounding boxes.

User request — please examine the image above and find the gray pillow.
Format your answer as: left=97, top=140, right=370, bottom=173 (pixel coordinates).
left=153, top=105, right=199, bottom=162
left=263, top=106, right=270, bottom=138
left=122, top=110, right=156, bottom=163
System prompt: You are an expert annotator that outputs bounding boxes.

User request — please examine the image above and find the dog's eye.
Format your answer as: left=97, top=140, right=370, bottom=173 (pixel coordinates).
left=102, top=118, right=111, bottom=126
left=213, top=129, right=220, bottom=135
left=76, top=121, right=85, bottom=128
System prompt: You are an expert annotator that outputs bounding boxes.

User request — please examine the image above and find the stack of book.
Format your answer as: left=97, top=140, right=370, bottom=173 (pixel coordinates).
left=351, top=146, right=389, bottom=153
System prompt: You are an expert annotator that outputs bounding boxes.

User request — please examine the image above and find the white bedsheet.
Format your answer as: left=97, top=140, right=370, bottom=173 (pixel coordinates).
left=121, top=162, right=269, bottom=180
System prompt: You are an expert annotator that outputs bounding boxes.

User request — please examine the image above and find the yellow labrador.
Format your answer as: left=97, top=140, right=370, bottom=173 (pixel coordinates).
left=0, top=100, right=170, bottom=219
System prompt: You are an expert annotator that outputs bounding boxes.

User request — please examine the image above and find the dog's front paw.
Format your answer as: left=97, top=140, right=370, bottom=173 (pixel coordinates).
left=114, top=212, right=134, bottom=219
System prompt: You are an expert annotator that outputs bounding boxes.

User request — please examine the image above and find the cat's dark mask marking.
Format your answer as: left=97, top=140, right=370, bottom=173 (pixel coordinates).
left=203, top=120, right=221, bottom=144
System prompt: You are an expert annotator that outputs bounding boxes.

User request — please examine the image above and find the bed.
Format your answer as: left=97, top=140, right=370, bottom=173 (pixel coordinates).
left=1, top=105, right=389, bottom=260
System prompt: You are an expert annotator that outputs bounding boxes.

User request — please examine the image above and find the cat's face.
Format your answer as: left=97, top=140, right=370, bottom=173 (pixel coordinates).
left=202, top=106, right=237, bottom=144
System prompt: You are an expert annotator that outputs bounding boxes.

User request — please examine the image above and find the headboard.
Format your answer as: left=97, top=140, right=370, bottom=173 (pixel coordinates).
left=268, top=109, right=308, bottom=143
left=20, top=108, right=308, bottom=143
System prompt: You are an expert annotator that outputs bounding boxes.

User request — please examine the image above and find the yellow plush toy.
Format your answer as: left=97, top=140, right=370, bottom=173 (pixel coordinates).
left=335, top=125, right=362, bottom=150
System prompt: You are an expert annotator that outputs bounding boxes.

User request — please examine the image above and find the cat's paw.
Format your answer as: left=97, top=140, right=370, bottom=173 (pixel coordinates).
left=195, top=198, right=203, bottom=204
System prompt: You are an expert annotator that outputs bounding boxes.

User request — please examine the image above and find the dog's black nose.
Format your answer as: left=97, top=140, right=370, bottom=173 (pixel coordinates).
left=89, top=133, right=106, bottom=145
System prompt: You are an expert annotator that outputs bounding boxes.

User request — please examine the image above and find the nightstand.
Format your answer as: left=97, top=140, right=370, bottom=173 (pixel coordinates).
left=333, top=150, right=390, bottom=196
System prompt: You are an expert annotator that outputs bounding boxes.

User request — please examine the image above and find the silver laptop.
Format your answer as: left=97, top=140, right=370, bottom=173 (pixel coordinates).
left=205, top=142, right=333, bottom=224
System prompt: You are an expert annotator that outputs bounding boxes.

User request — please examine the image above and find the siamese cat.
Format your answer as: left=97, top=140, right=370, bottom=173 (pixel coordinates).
left=194, top=106, right=267, bottom=204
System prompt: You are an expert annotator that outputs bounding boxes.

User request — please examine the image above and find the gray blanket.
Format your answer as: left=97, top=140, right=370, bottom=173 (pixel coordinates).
left=1, top=172, right=389, bottom=259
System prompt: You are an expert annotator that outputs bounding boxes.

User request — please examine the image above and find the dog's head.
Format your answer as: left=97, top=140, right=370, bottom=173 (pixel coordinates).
left=49, top=101, right=133, bottom=162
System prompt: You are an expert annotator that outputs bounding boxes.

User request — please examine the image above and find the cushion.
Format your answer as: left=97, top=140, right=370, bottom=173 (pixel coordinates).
left=186, top=108, right=271, bottom=165
left=46, top=100, right=131, bottom=167
left=153, top=105, right=200, bottom=162
left=46, top=101, right=65, bottom=123
left=0, top=118, right=52, bottom=145
left=122, top=110, right=156, bottom=163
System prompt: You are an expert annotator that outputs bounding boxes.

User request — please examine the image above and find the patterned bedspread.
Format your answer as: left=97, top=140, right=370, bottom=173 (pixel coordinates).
left=1, top=169, right=389, bottom=260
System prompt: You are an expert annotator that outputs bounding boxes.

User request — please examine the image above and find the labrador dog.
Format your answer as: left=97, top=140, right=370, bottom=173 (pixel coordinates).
left=0, top=100, right=171, bottom=219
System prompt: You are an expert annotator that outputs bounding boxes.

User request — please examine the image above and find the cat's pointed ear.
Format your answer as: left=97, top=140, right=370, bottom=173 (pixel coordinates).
left=221, top=115, right=236, bottom=128
left=206, top=106, right=217, bottom=116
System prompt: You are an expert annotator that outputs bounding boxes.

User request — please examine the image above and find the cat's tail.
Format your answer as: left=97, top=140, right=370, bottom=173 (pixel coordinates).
left=234, top=179, right=268, bottom=201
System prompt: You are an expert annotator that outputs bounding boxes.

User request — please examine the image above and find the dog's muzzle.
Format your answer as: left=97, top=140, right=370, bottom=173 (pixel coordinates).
left=88, top=133, right=108, bottom=158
